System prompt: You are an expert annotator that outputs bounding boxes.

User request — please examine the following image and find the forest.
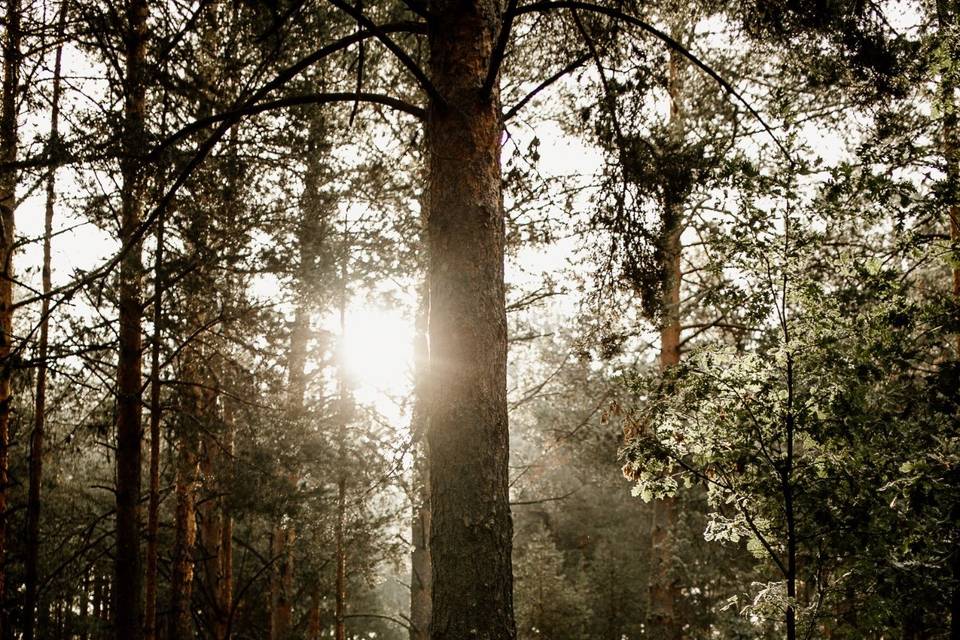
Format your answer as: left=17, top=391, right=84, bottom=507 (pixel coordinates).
left=0, top=0, right=956, bottom=638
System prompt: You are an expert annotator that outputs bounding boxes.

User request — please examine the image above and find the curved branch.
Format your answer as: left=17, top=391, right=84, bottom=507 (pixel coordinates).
left=164, top=92, right=425, bottom=136
left=571, top=7, right=627, bottom=154
left=150, top=21, right=426, bottom=157
left=512, top=0, right=791, bottom=160
left=325, top=0, right=445, bottom=106
left=503, top=52, right=590, bottom=120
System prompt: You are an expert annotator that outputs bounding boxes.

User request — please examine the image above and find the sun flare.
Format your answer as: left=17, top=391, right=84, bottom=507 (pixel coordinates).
left=340, top=304, right=415, bottom=397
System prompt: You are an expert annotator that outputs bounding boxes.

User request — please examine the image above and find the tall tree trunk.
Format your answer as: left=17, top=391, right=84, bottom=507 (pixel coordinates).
left=266, top=131, right=325, bottom=640
left=0, top=0, right=21, bottom=632
left=335, top=474, right=346, bottom=640
left=270, top=309, right=305, bottom=639
left=218, top=397, right=235, bottom=640
left=425, top=3, right=516, bottom=638
left=80, top=572, right=90, bottom=640
left=25, top=7, right=66, bottom=637
left=649, top=43, right=686, bottom=640
left=92, top=570, right=104, bottom=637
left=169, top=359, right=204, bottom=639
left=268, top=142, right=320, bottom=639
left=144, top=215, right=164, bottom=640
left=200, top=415, right=227, bottom=640
left=279, top=110, right=328, bottom=640
left=115, top=1, right=149, bottom=637
left=267, top=530, right=276, bottom=639
left=648, top=214, right=681, bottom=636
left=270, top=525, right=294, bottom=640
left=409, top=285, right=431, bottom=640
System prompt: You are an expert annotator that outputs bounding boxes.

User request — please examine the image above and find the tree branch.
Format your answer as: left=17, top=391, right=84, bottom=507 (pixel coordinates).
left=503, top=52, right=590, bottom=121
left=325, top=0, right=444, bottom=106
left=150, top=22, right=426, bottom=158
left=512, top=0, right=791, bottom=159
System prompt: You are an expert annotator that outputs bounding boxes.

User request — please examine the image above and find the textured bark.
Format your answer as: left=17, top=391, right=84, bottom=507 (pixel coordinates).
left=169, top=375, right=202, bottom=640
left=267, top=530, right=276, bottom=639
left=425, top=2, right=516, bottom=638
left=0, top=1, right=20, bottom=632
left=114, top=1, right=149, bottom=638
left=941, top=0, right=960, bottom=334
left=24, top=6, right=65, bottom=637
left=268, top=142, right=324, bottom=639
left=269, top=302, right=308, bottom=640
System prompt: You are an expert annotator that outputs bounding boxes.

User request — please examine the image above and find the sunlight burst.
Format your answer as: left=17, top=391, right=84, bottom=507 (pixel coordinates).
left=340, top=304, right=415, bottom=397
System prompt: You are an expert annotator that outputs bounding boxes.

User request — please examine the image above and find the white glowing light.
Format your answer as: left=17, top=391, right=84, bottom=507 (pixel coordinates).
left=341, top=304, right=415, bottom=397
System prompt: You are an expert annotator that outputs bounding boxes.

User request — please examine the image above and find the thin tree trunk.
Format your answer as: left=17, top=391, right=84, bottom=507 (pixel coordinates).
left=0, top=0, right=21, bottom=632
left=278, top=110, right=328, bottom=640
left=169, top=360, right=203, bottom=639
left=269, top=152, right=319, bottom=640
left=55, top=600, right=63, bottom=639
left=410, top=446, right=432, bottom=640
left=36, top=596, right=50, bottom=640
left=267, top=129, right=322, bottom=640
left=115, top=1, right=149, bottom=637
left=425, top=3, right=516, bottom=638
left=335, top=474, right=346, bottom=640
left=80, top=572, right=90, bottom=640
left=334, top=272, right=349, bottom=640
left=24, top=7, right=66, bottom=637
left=200, top=418, right=226, bottom=640
left=267, top=530, right=276, bottom=640
left=92, top=570, right=104, bottom=635
left=218, top=397, right=235, bottom=640
left=144, top=214, right=165, bottom=640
